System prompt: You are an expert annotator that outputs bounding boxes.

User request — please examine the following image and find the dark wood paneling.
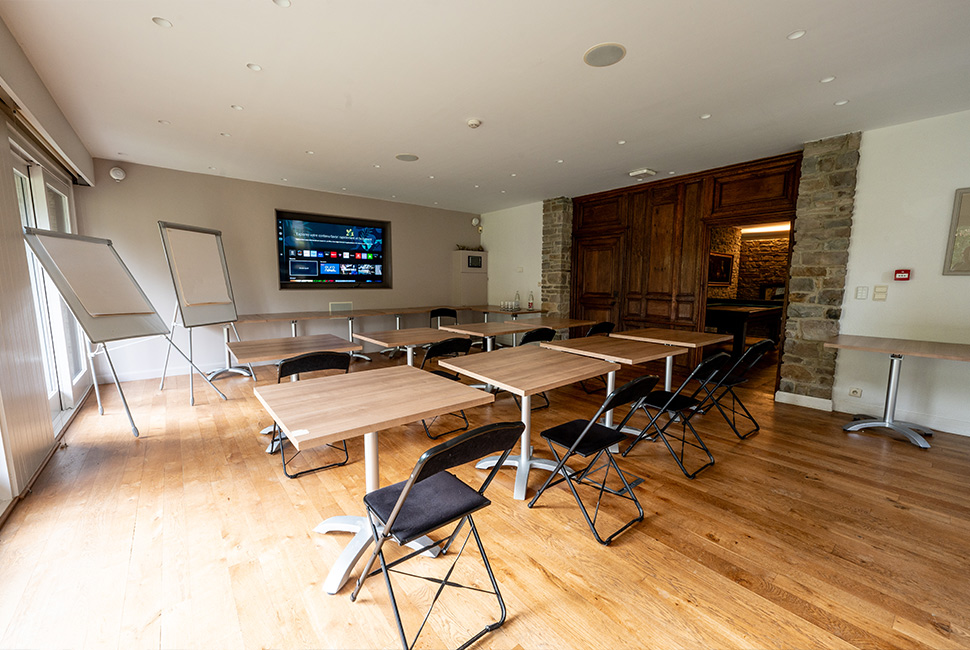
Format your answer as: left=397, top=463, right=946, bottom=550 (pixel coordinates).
left=708, top=154, right=801, bottom=221
left=572, top=232, right=624, bottom=325
left=574, top=195, right=626, bottom=233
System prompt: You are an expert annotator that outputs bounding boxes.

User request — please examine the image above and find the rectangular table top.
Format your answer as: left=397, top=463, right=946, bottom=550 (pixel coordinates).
left=236, top=309, right=385, bottom=323
left=611, top=328, right=732, bottom=348
left=823, top=334, right=970, bottom=361
left=253, top=365, right=494, bottom=451
left=540, top=336, right=687, bottom=366
left=505, top=316, right=597, bottom=330
left=354, top=326, right=468, bottom=348
left=439, top=321, right=536, bottom=338
left=227, top=333, right=361, bottom=364
left=439, top=345, right=619, bottom=397
left=466, top=305, right=547, bottom=316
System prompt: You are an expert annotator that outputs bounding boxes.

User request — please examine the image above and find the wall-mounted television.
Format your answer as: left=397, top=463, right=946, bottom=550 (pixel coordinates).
left=276, top=210, right=391, bottom=289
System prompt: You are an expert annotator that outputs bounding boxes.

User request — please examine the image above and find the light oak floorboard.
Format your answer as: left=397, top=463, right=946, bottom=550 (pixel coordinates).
left=1, top=355, right=968, bottom=649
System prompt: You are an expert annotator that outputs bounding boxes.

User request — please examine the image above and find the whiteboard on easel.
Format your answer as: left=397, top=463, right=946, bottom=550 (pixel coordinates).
left=23, top=228, right=168, bottom=343
left=158, top=221, right=238, bottom=328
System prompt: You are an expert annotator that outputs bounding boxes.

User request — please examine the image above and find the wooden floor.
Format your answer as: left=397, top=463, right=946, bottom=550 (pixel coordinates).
left=1, top=349, right=969, bottom=649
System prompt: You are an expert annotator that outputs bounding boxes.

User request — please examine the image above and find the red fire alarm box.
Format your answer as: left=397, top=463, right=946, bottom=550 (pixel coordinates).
left=894, top=269, right=911, bottom=281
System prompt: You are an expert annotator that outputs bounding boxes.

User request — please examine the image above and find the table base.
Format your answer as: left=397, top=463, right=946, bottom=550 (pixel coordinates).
left=843, top=419, right=933, bottom=449
left=315, top=515, right=440, bottom=595
left=475, top=453, right=562, bottom=501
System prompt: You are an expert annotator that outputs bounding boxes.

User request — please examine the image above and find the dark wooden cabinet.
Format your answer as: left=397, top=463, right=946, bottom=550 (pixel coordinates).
left=572, top=152, right=800, bottom=359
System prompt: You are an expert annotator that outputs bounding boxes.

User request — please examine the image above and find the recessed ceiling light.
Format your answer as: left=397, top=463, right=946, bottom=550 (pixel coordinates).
left=787, top=30, right=806, bottom=40
left=391, top=195, right=396, bottom=198
left=820, top=76, right=836, bottom=83
left=152, top=17, right=173, bottom=28
left=668, top=171, right=676, bottom=175
left=272, top=0, right=291, bottom=6
left=220, top=132, right=232, bottom=137
left=557, top=159, right=564, bottom=164
left=231, top=104, right=244, bottom=111
left=395, top=154, right=419, bottom=162
left=281, top=178, right=287, bottom=181
left=305, top=150, right=314, bottom=155
left=501, top=190, right=506, bottom=194
left=117, top=152, right=127, bottom=156
left=341, top=187, right=347, bottom=190
left=700, top=114, right=712, bottom=120
left=208, top=166, right=217, bottom=170
left=474, top=185, right=480, bottom=188
left=834, top=99, right=850, bottom=106
left=246, top=63, right=262, bottom=72
left=617, top=140, right=626, bottom=145
left=510, top=173, right=517, bottom=177
left=434, top=202, right=439, bottom=205
left=158, top=119, right=171, bottom=125
left=429, top=175, right=435, bottom=179
left=584, top=43, right=627, bottom=67
left=373, top=164, right=381, bottom=168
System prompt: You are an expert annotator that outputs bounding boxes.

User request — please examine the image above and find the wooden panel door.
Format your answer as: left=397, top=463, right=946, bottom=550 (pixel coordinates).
left=674, top=179, right=706, bottom=325
left=643, top=185, right=680, bottom=322
left=573, top=233, right=624, bottom=325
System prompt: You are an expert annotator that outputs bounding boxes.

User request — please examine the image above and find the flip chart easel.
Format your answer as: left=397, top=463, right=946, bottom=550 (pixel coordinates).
left=23, top=227, right=226, bottom=436
left=157, top=221, right=252, bottom=405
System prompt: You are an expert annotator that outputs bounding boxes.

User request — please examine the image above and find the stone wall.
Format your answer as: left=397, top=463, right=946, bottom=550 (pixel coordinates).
left=541, top=197, right=573, bottom=318
left=777, top=132, right=861, bottom=402
left=738, top=236, right=789, bottom=300
left=708, top=226, right=741, bottom=299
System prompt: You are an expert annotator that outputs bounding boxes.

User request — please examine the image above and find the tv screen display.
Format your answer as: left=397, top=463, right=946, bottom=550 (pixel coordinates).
left=276, top=210, right=391, bottom=289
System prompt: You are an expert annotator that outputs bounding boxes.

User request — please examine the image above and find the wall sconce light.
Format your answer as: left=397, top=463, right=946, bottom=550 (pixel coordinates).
left=471, top=217, right=482, bottom=233
left=109, top=166, right=126, bottom=182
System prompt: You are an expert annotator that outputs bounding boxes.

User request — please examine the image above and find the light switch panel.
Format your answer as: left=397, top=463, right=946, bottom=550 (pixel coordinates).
left=872, top=285, right=888, bottom=301
left=855, top=286, right=869, bottom=300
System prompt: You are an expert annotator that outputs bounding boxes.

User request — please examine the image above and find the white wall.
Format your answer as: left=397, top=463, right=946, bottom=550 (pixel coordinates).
left=75, top=159, right=480, bottom=382
left=835, top=109, right=970, bottom=436
left=481, top=202, right=542, bottom=307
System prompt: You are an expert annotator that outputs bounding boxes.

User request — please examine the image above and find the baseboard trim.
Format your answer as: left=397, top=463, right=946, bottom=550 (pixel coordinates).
left=774, top=391, right=833, bottom=412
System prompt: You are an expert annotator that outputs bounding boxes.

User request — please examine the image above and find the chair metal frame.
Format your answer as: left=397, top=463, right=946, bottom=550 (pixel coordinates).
left=699, top=339, right=775, bottom=439
left=272, top=351, right=351, bottom=478
left=419, top=337, right=473, bottom=439
left=350, top=421, right=525, bottom=650
left=528, top=374, right=659, bottom=545
left=622, top=352, right=731, bottom=479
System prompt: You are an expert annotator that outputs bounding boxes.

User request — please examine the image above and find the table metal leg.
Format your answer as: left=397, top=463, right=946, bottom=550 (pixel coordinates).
left=315, top=430, right=437, bottom=594
left=347, top=317, right=371, bottom=361
left=842, top=354, right=931, bottom=448
left=664, top=356, right=674, bottom=391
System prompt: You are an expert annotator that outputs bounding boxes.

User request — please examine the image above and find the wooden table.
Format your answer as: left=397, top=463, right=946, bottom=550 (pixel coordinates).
left=823, top=335, right=970, bottom=448
left=539, top=337, right=686, bottom=426
left=467, top=305, right=546, bottom=321
left=354, top=327, right=468, bottom=366
left=440, top=321, right=536, bottom=351
left=254, top=365, right=494, bottom=593
left=506, top=315, right=596, bottom=331
left=610, top=328, right=732, bottom=389
left=439, top=346, right=619, bottom=500
left=705, top=303, right=783, bottom=357
left=227, top=333, right=361, bottom=364
left=237, top=309, right=383, bottom=361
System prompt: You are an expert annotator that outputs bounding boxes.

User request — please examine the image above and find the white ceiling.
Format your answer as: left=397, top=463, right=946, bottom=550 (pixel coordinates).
left=2, top=0, right=970, bottom=215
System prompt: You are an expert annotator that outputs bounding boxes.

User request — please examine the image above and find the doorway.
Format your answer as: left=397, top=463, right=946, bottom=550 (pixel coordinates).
left=705, top=220, right=793, bottom=392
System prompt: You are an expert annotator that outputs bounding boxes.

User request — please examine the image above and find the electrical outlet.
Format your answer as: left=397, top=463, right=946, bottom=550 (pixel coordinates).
left=848, top=387, right=863, bottom=398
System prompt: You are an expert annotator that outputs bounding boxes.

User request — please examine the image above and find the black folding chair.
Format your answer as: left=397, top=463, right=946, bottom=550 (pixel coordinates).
left=419, top=337, right=473, bottom=439
left=350, top=421, right=525, bottom=650
left=700, top=339, right=775, bottom=439
left=579, top=321, right=616, bottom=394
left=511, top=327, right=557, bottom=410
left=528, top=374, right=659, bottom=545
left=429, top=307, right=458, bottom=328
left=271, top=351, right=351, bottom=478
left=622, top=352, right=731, bottom=479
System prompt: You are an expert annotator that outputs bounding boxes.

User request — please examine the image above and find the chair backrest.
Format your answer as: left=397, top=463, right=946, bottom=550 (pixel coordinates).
left=597, top=374, right=660, bottom=429
left=585, top=321, right=615, bottom=337
left=519, top=327, right=556, bottom=345
left=429, top=307, right=458, bottom=327
left=681, top=351, right=732, bottom=399
left=411, top=421, right=525, bottom=487
left=277, top=350, right=351, bottom=382
left=421, top=336, right=472, bottom=369
left=722, top=338, right=775, bottom=382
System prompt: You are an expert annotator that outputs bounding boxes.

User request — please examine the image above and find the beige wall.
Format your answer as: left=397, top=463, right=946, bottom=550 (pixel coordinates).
left=76, top=159, right=480, bottom=381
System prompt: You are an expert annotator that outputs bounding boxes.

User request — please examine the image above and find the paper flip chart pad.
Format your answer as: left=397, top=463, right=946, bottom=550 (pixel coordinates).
left=166, top=227, right=232, bottom=306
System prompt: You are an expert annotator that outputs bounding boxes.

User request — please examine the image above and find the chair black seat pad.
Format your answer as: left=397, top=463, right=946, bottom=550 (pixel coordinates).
left=541, top=420, right=626, bottom=457
left=364, top=471, right=490, bottom=544
left=641, top=391, right=701, bottom=413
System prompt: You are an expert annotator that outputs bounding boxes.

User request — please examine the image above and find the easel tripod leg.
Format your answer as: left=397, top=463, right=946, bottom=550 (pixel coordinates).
left=103, top=346, right=139, bottom=437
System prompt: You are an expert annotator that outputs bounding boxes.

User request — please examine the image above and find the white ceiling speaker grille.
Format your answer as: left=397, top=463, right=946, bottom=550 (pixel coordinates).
left=584, top=43, right=626, bottom=67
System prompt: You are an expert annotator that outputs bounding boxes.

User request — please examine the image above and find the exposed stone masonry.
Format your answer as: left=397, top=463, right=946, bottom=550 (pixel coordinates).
left=541, top=197, right=572, bottom=319
left=778, top=132, right=861, bottom=401
left=708, top=226, right=741, bottom=300
left=738, top=237, right=789, bottom=300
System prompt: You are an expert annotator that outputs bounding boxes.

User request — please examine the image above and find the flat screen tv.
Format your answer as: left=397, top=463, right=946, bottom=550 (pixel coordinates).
left=277, top=210, right=391, bottom=289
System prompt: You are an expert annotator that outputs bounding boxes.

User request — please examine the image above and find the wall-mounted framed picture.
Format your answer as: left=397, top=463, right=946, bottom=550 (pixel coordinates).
left=708, top=252, right=733, bottom=286
left=943, top=187, right=970, bottom=275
